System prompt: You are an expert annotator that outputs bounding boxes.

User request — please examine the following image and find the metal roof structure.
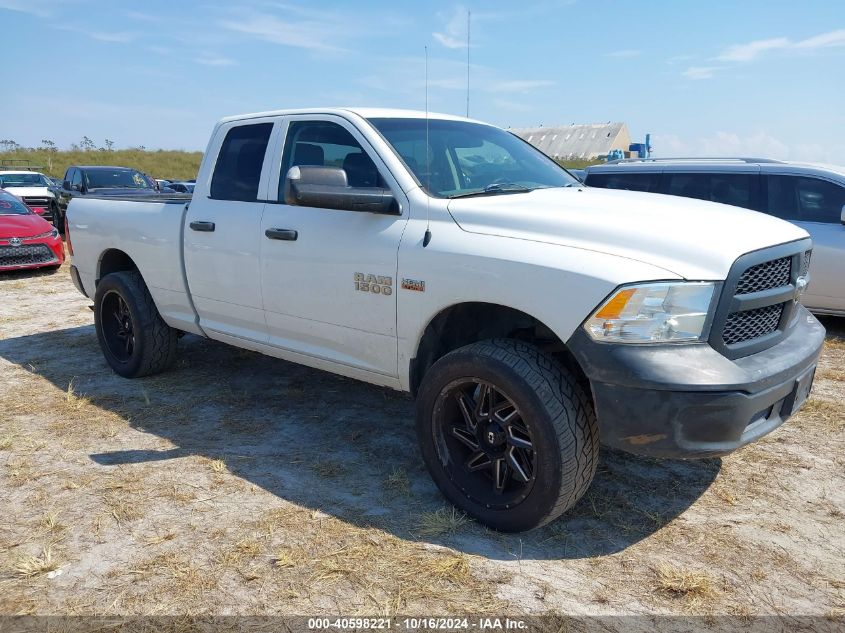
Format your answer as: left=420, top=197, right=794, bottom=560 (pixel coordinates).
left=510, top=123, right=631, bottom=160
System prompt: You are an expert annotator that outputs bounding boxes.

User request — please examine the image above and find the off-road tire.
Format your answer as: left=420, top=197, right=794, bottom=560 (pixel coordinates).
left=416, top=338, right=599, bottom=532
left=94, top=271, right=178, bottom=378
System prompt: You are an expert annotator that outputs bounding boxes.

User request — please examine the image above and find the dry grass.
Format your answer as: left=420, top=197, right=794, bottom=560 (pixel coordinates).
left=0, top=433, right=14, bottom=450
left=311, top=461, right=346, bottom=478
left=39, top=511, right=66, bottom=535
left=819, top=368, right=845, bottom=382
left=798, top=398, right=843, bottom=432
left=63, top=378, right=90, bottom=412
left=1, top=269, right=844, bottom=617
left=415, top=506, right=470, bottom=537
left=384, top=467, right=411, bottom=496
left=250, top=506, right=499, bottom=613
left=653, top=563, right=716, bottom=600
left=13, top=546, right=59, bottom=578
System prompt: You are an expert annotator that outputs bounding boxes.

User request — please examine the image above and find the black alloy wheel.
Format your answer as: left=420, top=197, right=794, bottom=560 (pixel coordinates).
left=100, top=290, right=135, bottom=363
left=435, top=378, right=536, bottom=509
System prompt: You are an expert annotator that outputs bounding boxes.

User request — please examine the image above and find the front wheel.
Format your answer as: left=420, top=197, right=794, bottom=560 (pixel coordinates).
left=94, top=271, right=178, bottom=378
left=416, top=339, right=599, bottom=532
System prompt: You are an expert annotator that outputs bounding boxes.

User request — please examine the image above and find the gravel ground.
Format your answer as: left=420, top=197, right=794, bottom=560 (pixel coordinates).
left=0, top=261, right=843, bottom=631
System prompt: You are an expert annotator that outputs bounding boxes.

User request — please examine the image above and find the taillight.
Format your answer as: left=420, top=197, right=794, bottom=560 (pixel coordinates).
left=65, top=216, right=73, bottom=255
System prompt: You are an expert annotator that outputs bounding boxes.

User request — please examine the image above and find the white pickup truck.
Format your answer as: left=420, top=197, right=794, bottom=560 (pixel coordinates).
left=67, top=108, right=825, bottom=532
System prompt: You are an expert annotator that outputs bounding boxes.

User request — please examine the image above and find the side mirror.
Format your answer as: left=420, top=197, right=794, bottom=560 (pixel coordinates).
left=841, top=204, right=845, bottom=225
left=284, top=165, right=398, bottom=214
left=63, top=181, right=70, bottom=190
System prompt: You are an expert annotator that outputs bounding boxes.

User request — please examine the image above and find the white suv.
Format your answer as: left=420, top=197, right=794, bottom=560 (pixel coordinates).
left=0, top=170, right=59, bottom=225
left=585, top=158, right=845, bottom=316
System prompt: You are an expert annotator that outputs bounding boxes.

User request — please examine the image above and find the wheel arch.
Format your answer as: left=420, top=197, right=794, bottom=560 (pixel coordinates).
left=408, top=301, right=588, bottom=398
left=97, top=248, right=139, bottom=285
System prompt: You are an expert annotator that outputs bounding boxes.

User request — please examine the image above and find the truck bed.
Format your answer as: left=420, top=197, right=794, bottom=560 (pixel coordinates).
left=67, top=196, right=202, bottom=335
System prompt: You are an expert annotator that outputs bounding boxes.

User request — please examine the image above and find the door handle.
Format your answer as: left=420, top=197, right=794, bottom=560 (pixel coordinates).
left=265, top=228, right=298, bottom=241
left=189, top=221, right=215, bottom=232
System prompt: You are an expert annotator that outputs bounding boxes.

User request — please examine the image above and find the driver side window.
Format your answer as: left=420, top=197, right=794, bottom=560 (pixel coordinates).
left=278, top=120, right=386, bottom=201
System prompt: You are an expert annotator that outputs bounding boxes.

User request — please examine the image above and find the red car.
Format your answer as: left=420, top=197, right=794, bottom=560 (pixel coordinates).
left=0, top=189, right=64, bottom=271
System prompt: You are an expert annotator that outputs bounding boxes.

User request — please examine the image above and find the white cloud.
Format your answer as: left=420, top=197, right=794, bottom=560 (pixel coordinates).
left=681, top=66, right=719, bottom=80
left=195, top=54, right=236, bottom=67
left=0, top=0, right=58, bottom=17
left=716, top=29, right=845, bottom=63
left=794, top=28, right=845, bottom=49
left=433, top=5, right=469, bottom=49
left=54, top=24, right=138, bottom=43
left=716, top=37, right=790, bottom=62
left=219, top=12, right=347, bottom=53
left=126, top=11, right=162, bottom=23
left=681, top=28, right=845, bottom=80
left=88, top=31, right=137, bottom=43
left=651, top=132, right=789, bottom=160
left=489, top=79, right=555, bottom=93
left=605, top=49, right=641, bottom=58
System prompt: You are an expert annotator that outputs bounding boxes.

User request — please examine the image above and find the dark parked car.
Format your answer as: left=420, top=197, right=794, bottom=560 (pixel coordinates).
left=168, top=182, right=195, bottom=194
left=56, top=166, right=166, bottom=231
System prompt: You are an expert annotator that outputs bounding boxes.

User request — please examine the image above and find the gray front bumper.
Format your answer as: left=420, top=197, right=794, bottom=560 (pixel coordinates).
left=567, top=306, right=825, bottom=458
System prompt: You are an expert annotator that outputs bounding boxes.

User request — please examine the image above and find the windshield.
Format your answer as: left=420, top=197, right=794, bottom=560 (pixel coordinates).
left=84, top=169, right=153, bottom=190
left=0, top=173, right=51, bottom=188
left=368, top=117, right=578, bottom=198
left=0, top=192, right=33, bottom=215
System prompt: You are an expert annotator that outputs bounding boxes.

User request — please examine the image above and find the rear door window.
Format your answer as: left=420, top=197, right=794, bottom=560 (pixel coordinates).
left=766, top=175, right=845, bottom=223
left=663, top=172, right=755, bottom=209
left=586, top=172, right=660, bottom=192
left=210, top=123, right=273, bottom=202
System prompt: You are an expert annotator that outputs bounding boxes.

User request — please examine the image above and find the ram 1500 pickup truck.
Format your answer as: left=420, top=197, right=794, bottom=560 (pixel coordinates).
left=66, top=108, right=825, bottom=532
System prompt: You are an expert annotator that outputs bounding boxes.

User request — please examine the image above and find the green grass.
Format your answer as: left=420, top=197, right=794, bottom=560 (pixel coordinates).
left=0, top=150, right=599, bottom=181
left=0, top=149, right=203, bottom=181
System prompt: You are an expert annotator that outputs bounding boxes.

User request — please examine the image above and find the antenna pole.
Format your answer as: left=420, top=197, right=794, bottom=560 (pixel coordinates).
left=423, top=45, right=432, bottom=248
left=466, top=10, right=470, bottom=118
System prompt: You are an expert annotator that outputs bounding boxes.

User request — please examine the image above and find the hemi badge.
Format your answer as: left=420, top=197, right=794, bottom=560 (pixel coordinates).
left=401, top=278, right=425, bottom=292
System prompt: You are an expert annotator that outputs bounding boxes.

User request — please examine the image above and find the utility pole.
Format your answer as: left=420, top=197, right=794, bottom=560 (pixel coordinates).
left=466, top=9, right=471, bottom=118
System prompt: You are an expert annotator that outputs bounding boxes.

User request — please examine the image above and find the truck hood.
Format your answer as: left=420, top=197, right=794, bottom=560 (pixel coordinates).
left=3, top=186, right=54, bottom=199
left=0, top=213, right=54, bottom=238
left=447, top=187, right=809, bottom=280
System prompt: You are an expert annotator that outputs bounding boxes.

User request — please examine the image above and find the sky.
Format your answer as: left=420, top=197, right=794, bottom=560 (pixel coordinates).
left=1, top=0, right=844, bottom=161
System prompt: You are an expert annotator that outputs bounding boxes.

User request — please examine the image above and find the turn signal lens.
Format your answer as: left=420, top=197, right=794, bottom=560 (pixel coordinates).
left=585, top=282, right=716, bottom=343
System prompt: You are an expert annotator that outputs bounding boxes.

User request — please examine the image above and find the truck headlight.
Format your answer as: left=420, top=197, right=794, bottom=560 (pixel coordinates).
left=584, top=282, right=716, bottom=343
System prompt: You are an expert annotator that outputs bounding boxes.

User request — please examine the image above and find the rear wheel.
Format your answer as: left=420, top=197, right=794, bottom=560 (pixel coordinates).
left=416, top=339, right=599, bottom=532
left=94, top=271, right=177, bottom=378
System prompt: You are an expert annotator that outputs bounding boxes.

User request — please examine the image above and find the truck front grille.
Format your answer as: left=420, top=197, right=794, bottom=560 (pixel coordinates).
left=735, top=257, right=791, bottom=295
left=22, top=197, right=51, bottom=209
left=723, top=304, right=784, bottom=345
left=709, top=239, right=812, bottom=359
left=799, top=250, right=812, bottom=278
left=0, top=244, right=56, bottom=267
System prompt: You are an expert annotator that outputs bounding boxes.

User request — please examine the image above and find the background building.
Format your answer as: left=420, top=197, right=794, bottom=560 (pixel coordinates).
left=510, top=123, right=632, bottom=161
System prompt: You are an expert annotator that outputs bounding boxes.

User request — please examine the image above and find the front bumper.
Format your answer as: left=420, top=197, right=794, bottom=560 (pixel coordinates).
left=0, top=238, right=64, bottom=271
left=567, top=305, right=825, bottom=458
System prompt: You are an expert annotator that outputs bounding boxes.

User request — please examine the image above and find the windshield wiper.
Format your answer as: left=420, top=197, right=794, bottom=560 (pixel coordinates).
left=449, top=183, right=533, bottom=199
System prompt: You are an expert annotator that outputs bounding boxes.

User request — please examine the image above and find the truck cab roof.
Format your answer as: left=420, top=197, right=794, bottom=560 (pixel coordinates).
left=218, top=107, right=486, bottom=125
